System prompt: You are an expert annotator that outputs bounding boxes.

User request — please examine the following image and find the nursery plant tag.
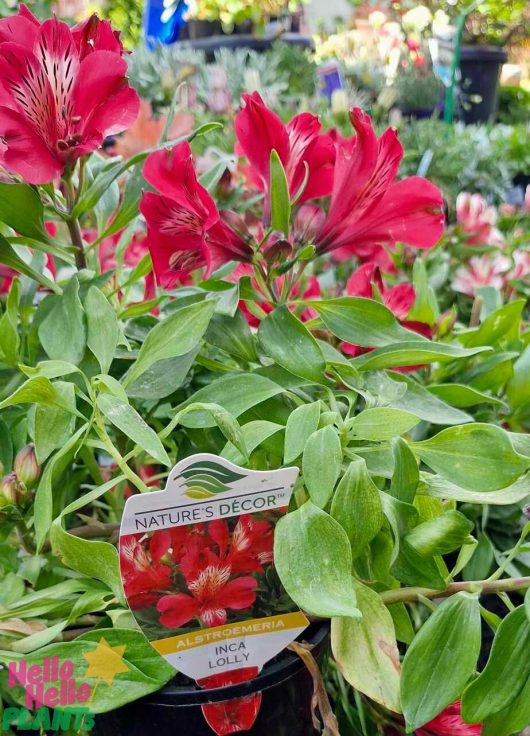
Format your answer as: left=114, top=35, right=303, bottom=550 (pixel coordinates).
left=119, top=453, right=309, bottom=684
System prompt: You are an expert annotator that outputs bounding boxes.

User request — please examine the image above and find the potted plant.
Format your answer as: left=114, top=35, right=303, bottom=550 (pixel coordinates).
left=433, top=0, right=527, bottom=124
left=0, top=8, right=530, bottom=736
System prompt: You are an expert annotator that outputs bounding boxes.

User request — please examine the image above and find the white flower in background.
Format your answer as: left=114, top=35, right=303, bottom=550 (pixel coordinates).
left=368, top=11, right=386, bottom=29
left=402, top=5, right=432, bottom=32
left=432, top=9, right=451, bottom=36
left=331, top=89, right=349, bottom=115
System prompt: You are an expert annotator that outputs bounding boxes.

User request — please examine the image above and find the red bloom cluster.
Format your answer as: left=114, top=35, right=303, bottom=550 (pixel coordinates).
left=140, top=93, right=444, bottom=289
left=119, top=515, right=274, bottom=630
left=0, top=6, right=139, bottom=183
left=198, top=667, right=262, bottom=736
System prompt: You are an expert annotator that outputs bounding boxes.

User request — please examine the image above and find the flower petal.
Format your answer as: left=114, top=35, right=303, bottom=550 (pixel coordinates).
left=157, top=594, right=198, bottom=628
left=0, top=105, right=62, bottom=183
left=216, top=576, right=258, bottom=610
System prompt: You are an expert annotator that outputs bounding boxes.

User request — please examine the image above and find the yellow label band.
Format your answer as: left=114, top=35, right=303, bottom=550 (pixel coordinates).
left=152, top=611, right=309, bottom=656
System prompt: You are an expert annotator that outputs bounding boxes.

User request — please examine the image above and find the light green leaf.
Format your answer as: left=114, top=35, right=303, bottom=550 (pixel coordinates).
left=85, top=286, right=120, bottom=374
left=303, top=425, right=342, bottom=507
left=19, top=360, right=81, bottom=380
left=274, top=502, right=361, bottom=619
left=0, top=376, right=78, bottom=413
left=411, top=424, right=529, bottom=491
left=0, top=183, right=48, bottom=241
left=428, top=383, right=505, bottom=409
left=419, top=472, right=530, bottom=505
left=97, top=393, right=170, bottom=466
left=460, top=300, right=525, bottom=348
left=205, top=311, right=258, bottom=362
left=389, top=373, right=473, bottom=425
left=221, top=420, right=283, bottom=465
left=269, top=149, right=291, bottom=235
left=351, top=342, right=490, bottom=371
left=462, top=605, right=530, bottom=724
left=331, top=581, right=401, bottom=713
left=126, top=347, right=200, bottom=400
left=39, top=277, right=86, bottom=364
left=349, top=407, right=420, bottom=440
left=179, top=373, right=284, bottom=428
left=483, top=676, right=530, bottom=736
left=330, top=459, right=383, bottom=557
left=405, top=510, right=473, bottom=557
left=34, top=381, right=76, bottom=463
left=123, top=300, right=215, bottom=388
left=0, top=277, right=20, bottom=366
left=390, top=437, right=419, bottom=503
left=401, top=593, right=481, bottom=731
left=0, top=233, right=60, bottom=293
left=258, top=306, right=325, bottom=383
left=284, top=402, right=321, bottom=463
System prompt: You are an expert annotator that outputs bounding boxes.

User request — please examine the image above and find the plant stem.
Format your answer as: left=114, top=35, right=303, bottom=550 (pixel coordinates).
left=380, top=576, right=530, bottom=604
left=94, top=412, right=150, bottom=493
left=66, top=217, right=87, bottom=270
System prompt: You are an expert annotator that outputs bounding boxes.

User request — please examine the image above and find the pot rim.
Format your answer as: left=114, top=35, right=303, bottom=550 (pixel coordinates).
left=138, top=621, right=329, bottom=706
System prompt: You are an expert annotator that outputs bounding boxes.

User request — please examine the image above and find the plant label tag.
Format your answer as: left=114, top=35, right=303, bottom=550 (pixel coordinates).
left=119, top=454, right=309, bottom=682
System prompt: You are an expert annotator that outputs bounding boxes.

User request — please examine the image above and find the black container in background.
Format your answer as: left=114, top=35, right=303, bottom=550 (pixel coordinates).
left=457, top=44, right=508, bottom=124
left=94, top=623, right=329, bottom=736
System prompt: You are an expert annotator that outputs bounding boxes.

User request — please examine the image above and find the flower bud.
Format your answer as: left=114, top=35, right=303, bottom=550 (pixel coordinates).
left=13, top=444, right=41, bottom=490
left=0, top=473, right=26, bottom=506
left=523, top=504, right=530, bottom=520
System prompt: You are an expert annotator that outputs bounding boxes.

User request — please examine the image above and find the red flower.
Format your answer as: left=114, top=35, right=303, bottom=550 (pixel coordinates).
left=208, top=515, right=274, bottom=574
left=156, top=558, right=257, bottom=628
left=341, top=262, right=431, bottom=359
left=119, top=534, right=172, bottom=610
left=234, top=91, right=335, bottom=204
left=315, top=109, right=444, bottom=258
left=140, top=143, right=253, bottom=287
left=198, top=667, right=262, bottom=736
left=416, top=702, right=481, bottom=735
left=0, top=7, right=139, bottom=184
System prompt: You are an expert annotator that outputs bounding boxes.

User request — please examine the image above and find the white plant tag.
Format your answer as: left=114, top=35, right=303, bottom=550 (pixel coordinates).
left=119, top=454, right=309, bottom=682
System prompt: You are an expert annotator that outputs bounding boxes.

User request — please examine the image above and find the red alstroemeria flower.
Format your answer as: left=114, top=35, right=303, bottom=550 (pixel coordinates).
left=0, top=7, right=139, bottom=184
left=341, top=262, right=431, bottom=360
left=208, top=515, right=274, bottom=574
left=416, top=702, right=482, bottom=735
left=156, top=559, right=257, bottom=628
left=198, top=667, right=262, bottom=736
left=234, top=91, right=335, bottom=204
left=140, top=142, right=253, bottom=287
left=315, top=109, right=444, bottom=258
left=119, top=534, right=172, bottom=610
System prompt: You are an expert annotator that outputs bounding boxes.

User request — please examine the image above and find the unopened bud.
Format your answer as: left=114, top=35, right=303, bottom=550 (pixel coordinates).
left=0, top=473, right=26, bottom=506
left=523, top=504, right=530, bottom=520
left=13, top=444, right=41, bottom=490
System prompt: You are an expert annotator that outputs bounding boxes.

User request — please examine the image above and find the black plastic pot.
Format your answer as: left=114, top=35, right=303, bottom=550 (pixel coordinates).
left=185, top=19, right=223, bottom=39
left=175, top=32, right=314, bottom=61
left=94, top=623, right=329, bottom=736
left=439, top=41, right=507, bottom=124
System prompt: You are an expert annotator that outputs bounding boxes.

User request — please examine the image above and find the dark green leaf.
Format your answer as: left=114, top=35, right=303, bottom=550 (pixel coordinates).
left=0, top=183, right=48, bottom=241
left=269, top=149, right=291, bottom=235
left=85, top=286, right=120, bottom=374
left=352, top=342, right=490, bottom=371
left=390, top=437, right=419, bottom=503
left=39, top=277, right=86, bottom=365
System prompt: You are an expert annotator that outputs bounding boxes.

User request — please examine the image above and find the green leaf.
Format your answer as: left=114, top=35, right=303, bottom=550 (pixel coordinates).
left=269, top=149, right=291, bottom=235
left=428, top=383, right=505, bottom=409
left=352, top=342, right=490, bottom=371
left=205, top=311, right=258, bottom=362
left=349, top=407, right=420, bottom=440
left=310, top=297, right=424, bottom=348
left=389, top=373, right=473, bottom=425
left=462, top=605, right=530, bottom=724
left=411, top=424, right=529, bottom=492
left=0, top=376, right=78, bottom=413
left=419, top=472, right=530, bottom=505
left=221, top=420, right=283, bottom=465
left=34, top=426, right=88, bottom=551
left=406, top=258, right=439, bottom=325
left=85, top=286, right=120, bottom=374
left=0, top=233, right=59, bottom=293
left=97, top=394, right=170, bottom=466
left=179, top=373, right=284, bottom=428
left=380, top=491, right=418, bottom=565
left=460, top=300, right=525, bottom=348
left=258, top=306, right=325, bottom=383
left=274, top=501, right=361, bottom=619
left=19, top=360, right=81, bottom=379
left=483, top=676, right=530, bottom=736
left=126, top=347, right=200, bottom=400
left=331, top=581, right=401, bottom=713
left=330, top=459, right=383, bottom=557
left=39, top=277, right=86, bottom=365
left=0, top=416, right=13, bottom=471
left=123, top=300, right=215, bottom=388
left=463, top=532, right=494, bottom=581
left=405, top=510, right=473, bottom=557
left=507, top=343, right=530, bottom=412
left=0, top=277, right=20, bottom=366
left=401, top=593, right=481, bottom=731
left=390, top=437, right=419, bottom=503
left=284, top=402, right=321, bottom=463
left=302, top=425, right=342, bottom=507
left=0, top=183, right=48, bottom=241
left=34, top=381, right=76, bottom=463
left=392, top=541, right=446, bottom=589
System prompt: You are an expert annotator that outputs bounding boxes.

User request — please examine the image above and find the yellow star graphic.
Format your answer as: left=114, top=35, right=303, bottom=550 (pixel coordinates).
left=82, top=637, right=131, bottom=686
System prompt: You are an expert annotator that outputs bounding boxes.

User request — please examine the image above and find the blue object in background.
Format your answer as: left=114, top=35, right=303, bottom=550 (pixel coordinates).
left=143, top=0, right=188, bottom=46
left=316, top=60, right=344, bottom=100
